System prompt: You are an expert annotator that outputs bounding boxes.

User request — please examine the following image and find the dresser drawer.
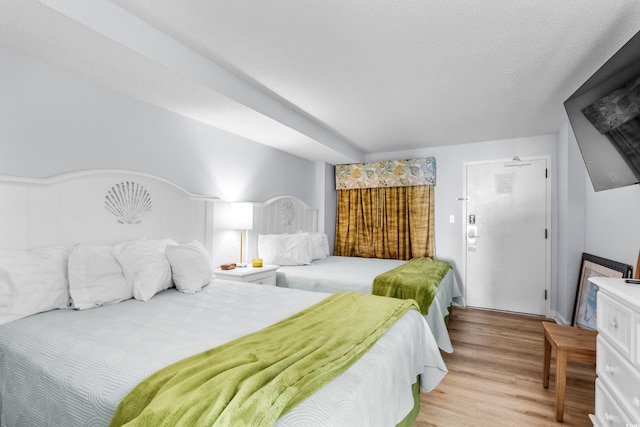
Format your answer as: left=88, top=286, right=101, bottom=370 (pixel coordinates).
left=594, top=378, right=633, bottom=426
left=598, top=292, right=633, bottom=359
left=597, top=336, right=640, bottom=421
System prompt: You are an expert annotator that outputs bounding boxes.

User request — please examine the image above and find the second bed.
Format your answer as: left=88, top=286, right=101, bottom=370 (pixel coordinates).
left=276, top=255, right=462, bottom=353
left=250, top=196, right=463, bottom=353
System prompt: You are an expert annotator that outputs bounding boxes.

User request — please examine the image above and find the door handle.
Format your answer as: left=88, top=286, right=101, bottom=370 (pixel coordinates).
left=468, top=230, right=479, bottom=239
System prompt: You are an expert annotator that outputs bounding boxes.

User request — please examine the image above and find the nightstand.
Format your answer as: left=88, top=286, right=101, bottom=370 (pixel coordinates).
left=213, top=264, right=279, bottom=286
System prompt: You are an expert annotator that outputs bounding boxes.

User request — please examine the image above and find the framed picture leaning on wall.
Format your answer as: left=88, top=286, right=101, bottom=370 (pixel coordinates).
left=572, top=253, right=632, bottom=330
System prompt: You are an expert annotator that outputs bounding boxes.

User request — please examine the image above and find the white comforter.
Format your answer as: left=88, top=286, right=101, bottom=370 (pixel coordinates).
left=0, top=281, right=447, bottom=427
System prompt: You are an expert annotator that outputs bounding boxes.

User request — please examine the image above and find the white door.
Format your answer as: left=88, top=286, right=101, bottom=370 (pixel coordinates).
left=464, top=158, right=550, bottom=316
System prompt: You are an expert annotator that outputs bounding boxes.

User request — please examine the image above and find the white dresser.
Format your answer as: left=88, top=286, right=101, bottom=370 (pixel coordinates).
left=589, top=277, right=640, bottom=426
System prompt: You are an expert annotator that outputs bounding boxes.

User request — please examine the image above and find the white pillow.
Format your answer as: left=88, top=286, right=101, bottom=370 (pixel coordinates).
left=323, top=234, right=330, bottom=257
left=68, top=244, right=131, bottom=309
left=0, top=246, right=71, bottom=326
left=165, top=241, right=213, bottom=293
left=112, top=239, right=176, bottom=302
left=306, top=232, right=330, bottom=260
left=258, top=234, right=313, bottom=266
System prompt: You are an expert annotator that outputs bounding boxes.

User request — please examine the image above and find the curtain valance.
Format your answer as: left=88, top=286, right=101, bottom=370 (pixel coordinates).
left=335, top=157, right=436, bottom=190
left=582, top=75, right=640, bottom=134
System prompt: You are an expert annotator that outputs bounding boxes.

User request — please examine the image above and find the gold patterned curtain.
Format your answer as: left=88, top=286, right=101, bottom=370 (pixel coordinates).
left=334, top=158, right=435, bottom=260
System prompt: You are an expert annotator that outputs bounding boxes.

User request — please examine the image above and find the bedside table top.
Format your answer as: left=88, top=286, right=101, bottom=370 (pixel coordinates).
left=214, top=264, right=279, bottom=277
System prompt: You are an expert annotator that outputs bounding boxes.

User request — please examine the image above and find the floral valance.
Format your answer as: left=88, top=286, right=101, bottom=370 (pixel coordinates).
left=582, top=74, right=640, bottom=134
left=335, top=157, right=436, bottom=190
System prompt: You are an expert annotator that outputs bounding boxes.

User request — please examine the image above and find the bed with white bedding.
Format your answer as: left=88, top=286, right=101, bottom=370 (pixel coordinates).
left=276, top=255, right=463, bottom=353
left=250, top=196, right=463, bottom=353
left=0, top=170, right=447, bottom=427
left=0, top=281, right=446, bottom=427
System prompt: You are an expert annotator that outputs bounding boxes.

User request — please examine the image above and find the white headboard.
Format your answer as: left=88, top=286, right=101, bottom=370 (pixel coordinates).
left=0, top=170, right=217, bottom=254
left=248, top=195, right=318, bottom=259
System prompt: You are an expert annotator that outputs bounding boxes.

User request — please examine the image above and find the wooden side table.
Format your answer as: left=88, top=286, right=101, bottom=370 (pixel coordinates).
left=542, top=321, right=597, bottom=421
left=213, top=264, right=279, bottom=286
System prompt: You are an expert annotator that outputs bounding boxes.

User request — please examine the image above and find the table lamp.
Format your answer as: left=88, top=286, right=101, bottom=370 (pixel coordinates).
left=229, top=202, right=253, bottom=266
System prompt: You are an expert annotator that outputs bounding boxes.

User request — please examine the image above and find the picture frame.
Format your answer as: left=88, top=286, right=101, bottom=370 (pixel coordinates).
left=572, top=253, right=632, bottom=330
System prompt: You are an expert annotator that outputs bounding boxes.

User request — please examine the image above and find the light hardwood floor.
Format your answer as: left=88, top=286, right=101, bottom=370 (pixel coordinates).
left=417, top=307, right=596, bottom=426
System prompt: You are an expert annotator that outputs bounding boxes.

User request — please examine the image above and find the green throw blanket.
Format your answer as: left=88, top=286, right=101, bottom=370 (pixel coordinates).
left=373, top=257, right=451, bottom=315
left=109, top=292, right=418, bottom=427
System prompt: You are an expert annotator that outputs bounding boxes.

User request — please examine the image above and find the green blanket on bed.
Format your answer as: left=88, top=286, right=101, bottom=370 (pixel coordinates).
left=373, top=257, right=451, bottom=315
left=109, top=292, right=418, bottom=427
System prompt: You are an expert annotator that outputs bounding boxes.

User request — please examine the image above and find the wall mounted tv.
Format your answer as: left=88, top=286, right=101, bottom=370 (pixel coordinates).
left=564, top=29, right=640, bottom=192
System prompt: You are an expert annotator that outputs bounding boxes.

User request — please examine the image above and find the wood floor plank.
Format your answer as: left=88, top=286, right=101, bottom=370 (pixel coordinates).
left=417, top=306, right=595, bottom=426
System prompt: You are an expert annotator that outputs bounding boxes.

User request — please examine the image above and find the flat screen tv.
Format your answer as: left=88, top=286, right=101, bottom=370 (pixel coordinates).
left=564, top=30, right=640, bottom=192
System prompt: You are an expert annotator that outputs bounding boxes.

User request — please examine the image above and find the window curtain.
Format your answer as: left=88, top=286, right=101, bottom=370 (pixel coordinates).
left=334, top=158, right=436, bottom=260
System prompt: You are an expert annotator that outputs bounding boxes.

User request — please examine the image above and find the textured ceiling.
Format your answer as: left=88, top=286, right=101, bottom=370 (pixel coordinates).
left=2, top=1, right=640, bottom=164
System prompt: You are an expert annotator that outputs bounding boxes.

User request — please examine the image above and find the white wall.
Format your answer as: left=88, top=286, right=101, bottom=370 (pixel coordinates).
left=555, top=123, right=587, bottom=324
left=0, top=48, right=317, bottom=267
left=558, top=120, right=640, bottom=319
left=583, top=178, right=640, bottom=267
left=316, top=162, right=337, bottom=254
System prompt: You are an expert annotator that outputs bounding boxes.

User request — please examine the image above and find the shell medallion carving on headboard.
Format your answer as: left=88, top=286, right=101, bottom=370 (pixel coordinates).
left=105, top=181, right=152, bottom=224
left=280, top=200, right=296, bottom=226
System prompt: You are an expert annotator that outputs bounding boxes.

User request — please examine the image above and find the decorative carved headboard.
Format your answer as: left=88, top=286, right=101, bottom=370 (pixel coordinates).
left=0, top=170, right=217, bottom=254
left=248, top=196, right=318, bottom=259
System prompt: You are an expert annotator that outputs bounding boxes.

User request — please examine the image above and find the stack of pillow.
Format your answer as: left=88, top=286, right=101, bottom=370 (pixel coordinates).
left=257, top=232, right=330, bottom=266
left=0, top=239, right=214, bottom=326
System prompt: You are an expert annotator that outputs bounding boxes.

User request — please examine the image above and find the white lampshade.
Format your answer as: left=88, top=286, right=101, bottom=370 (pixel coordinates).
left=228, top=202, right=253, bottom=230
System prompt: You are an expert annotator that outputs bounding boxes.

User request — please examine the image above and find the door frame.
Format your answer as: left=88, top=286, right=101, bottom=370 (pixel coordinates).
left=461, top=156, right=552, bottom=317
